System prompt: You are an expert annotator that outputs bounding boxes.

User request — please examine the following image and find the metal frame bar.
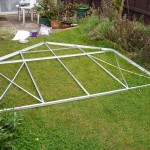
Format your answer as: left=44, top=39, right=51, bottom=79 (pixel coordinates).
left=108, top=48, right=150, bottom=76
left=22, top=49, right=53, bottom=54
left=45, top=42, right=102, bottom=50
left=45, top=43, right=90, bottom=95
left=20, top=52, right=44, bottom=103
left=0, top=73, right=41, bottom=102
left=1, top=83, right=150, bottom=112
left=90, top=55, right=150, bottom=79
left=0, top=42, right=44, bottom=61
left=114, top=52, right=129, bottom=88
left=0, top=42, right=150, bottom=112
left=1, top=41, right=150, bottom=76
left=77, top=47, right=127, bottom=88
left=22, top=47, right=73, bottom=54
left=0, top=63, right=24, bottom=100
left=0, top=51, right=106, bottom=65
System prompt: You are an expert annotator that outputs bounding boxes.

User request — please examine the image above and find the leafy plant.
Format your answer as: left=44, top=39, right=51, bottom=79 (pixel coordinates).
left=79, top=2, right=150, bottom=70
left=35, top=0, right=64, bottom=20
left=112, top=0, right=125, bottom=14
left=79, top=13, right=100, bottom=33
left=62, top=2, right=89, bottom=22
left=0, top=112, right=22, bottom=149
left=63, top=2, right=78, bottom=19
left=77, top=3, right=89, bottom=9
left=88, top=17, right=112, bottom=40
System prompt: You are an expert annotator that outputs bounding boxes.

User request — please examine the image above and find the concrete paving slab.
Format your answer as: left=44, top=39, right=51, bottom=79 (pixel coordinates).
left=0, top=14, right=40, bottom=31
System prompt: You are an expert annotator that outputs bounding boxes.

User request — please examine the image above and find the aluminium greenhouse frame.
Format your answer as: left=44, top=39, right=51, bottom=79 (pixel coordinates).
left=0, top=42, right=150, bottom=112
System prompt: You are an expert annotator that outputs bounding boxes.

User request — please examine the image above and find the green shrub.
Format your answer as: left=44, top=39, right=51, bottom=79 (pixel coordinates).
left=79, top=1, right=150, bottom=69
left=79, top=14, right=99, bottom=33
left=101, top=0, right=120, bottom=21
left=88, top=17, right=112, bottom=40
left=0, top=112, right=22, bottom=149
left=112, top=0, right=124, bottom=14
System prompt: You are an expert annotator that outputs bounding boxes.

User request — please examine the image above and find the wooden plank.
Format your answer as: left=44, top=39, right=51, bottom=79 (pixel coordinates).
left=124, top=0, right=136, bottom=6
left=135, top=0, right=147, bottom=10
left=146, top=0, right=150, bottom=11
left=124, top=5, right=150, bottom=16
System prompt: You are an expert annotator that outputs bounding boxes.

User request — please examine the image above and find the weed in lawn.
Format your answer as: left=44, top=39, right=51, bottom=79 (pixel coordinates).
left=0, top=111, right=22, bottom=149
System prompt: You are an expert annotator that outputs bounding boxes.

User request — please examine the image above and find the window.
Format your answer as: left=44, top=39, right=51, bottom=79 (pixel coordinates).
left=0, top=0, right=19, bottom=12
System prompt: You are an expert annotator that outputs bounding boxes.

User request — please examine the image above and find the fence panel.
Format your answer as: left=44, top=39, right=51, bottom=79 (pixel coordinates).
left=124, top=0, right=150, bottom=24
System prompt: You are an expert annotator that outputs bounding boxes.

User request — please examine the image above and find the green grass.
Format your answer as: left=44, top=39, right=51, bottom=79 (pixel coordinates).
left=0, top=27, right=150, bottom=149
left=0, top=27, right=111, bottom=57
left=12, top=87, right=150, bottom=150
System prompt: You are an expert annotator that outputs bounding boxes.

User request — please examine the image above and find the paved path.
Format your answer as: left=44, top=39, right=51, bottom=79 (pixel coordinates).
left=0, top=14, right=40, bottom=31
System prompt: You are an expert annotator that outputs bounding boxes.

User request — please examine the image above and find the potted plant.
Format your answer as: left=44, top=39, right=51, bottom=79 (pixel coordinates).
left=61, top=2, right=89, bottom=24
left=61, top=2, right=78, bottom=28
left=35, top=0, right=61, bottom=26
left=34, top=0, right=50, bottom=26
left=50, top=0, right=64, bottom=29
left=76, top=3, right=89, bottom=19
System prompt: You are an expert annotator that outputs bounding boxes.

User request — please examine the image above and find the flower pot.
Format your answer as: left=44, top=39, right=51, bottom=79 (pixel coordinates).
left=61, top=21, right=72, bottom=26
left=60, top=21, right=72, bottom=29
left=39, top=17, right=50, bottom=26
left=76, top=8, right=89, bottom=19
left=51, top=20, right=61, bottom=29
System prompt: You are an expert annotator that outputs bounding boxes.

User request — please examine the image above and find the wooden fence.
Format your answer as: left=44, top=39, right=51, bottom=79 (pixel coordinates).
left=124, top=0, right=150, bottom=24
left=60, top=0, right=101, bottom=8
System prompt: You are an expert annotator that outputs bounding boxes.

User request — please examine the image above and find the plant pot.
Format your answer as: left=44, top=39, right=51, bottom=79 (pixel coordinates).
left=61, top=21, right=72, bottom=26
left=60, top=21, right=72, bottom=29
left=76, top=8, right=89, bottom=19
left=51, top=20, right=61, bottom=29
left=39, top=17, right=50, bottom=26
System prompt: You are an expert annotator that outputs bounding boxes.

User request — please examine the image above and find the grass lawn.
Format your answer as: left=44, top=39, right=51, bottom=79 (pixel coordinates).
left=0, top=27, right=150, bottom=149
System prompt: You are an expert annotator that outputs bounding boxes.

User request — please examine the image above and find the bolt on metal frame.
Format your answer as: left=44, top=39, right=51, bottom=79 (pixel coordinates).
left=0, top=42, right=150, bottom=112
